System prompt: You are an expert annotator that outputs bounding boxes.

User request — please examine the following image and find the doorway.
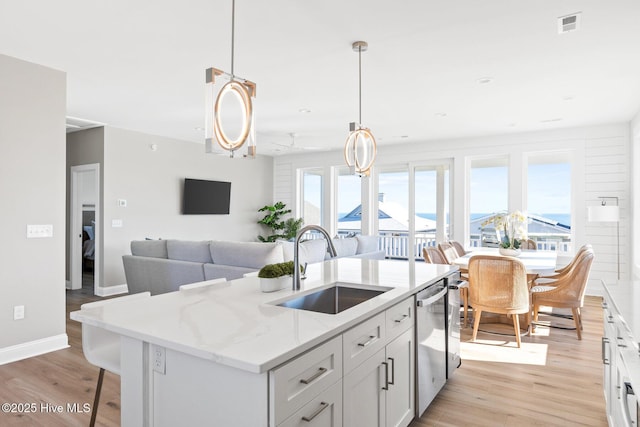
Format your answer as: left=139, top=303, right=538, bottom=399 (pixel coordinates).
left=70, top=164, right=100, bottom=294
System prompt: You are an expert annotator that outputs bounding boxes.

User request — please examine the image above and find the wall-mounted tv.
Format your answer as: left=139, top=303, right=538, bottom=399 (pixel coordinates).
left=182, top=178, right=231, bottom=215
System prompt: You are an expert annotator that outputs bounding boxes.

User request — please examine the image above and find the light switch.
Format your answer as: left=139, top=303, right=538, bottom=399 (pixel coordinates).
left=117, top=199, right=127, bottom=207
left=112, top=219, right=123, bottom=228
left=27, top=224, right=53, bottom=238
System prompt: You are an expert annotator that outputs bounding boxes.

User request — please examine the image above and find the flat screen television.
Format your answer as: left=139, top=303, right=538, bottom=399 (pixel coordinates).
left=182, top=178, right=231, bottom=215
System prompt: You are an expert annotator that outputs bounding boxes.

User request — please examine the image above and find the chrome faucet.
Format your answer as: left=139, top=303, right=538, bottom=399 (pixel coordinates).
left=293, top=225, right=337, bottom=290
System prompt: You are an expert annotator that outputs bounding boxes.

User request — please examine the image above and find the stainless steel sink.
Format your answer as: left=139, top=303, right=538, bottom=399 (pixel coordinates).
left=276, top=283, right=391, bottom=315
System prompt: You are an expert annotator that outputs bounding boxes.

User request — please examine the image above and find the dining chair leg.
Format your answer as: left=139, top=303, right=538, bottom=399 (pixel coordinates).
left=472, top=309, right=482, bottom=341
left=461, top=288, right=468, bottom=327
left=513, top=314, right=521, bottom=348
left=90, top=367, right=105, bottom=427
left=572, top=308, right=582, bottom=340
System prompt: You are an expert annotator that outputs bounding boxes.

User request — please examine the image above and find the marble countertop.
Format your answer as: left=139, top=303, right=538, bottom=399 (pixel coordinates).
left=603, top=280, right=640, bottom=351
left=71, top=258, right=456, bottom=374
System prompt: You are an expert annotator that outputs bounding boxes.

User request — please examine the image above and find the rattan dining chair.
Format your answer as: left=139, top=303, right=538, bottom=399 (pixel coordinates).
left=531, top=248, right=594, bottom=340
left=468, top=255, right=530, bottom=347
left=422, top=247, right=448, bottom=264
left=520, top=239, right=537, bottom=250
left=448, top=240, right=468, bottom=257
left=534, top=244, right=593, bottom=285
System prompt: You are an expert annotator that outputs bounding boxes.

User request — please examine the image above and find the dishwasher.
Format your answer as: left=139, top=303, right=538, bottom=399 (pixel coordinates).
left=415, top=279, right=448, bottom=416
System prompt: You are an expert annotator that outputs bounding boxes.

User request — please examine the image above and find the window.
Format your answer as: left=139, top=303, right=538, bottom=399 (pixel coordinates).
left=415, top=165, right=450, bottom=254
left=378, top=168, right=409, bottom=258
left=469, top=157, right=508, bottom=248
left=301, top=169, right=323, bottom=226
left=336, top=168, right=362, bottom=235
left=527, top=152, right=571, bottom=252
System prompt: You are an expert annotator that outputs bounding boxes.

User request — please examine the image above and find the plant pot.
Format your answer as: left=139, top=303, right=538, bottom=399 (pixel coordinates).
left=260, top=276, right=291, bottom=293
left=499, top=247, right=521, bottom=257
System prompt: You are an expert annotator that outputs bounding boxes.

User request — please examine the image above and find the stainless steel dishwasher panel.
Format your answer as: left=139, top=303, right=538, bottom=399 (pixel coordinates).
left=415, top=281, right=448, bottom=417
left=447, top=277, right=464, bottom=378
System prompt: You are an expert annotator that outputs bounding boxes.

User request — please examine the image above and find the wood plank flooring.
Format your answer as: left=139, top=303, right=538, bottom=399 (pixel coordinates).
left=0, top=290, right=606, bottom=426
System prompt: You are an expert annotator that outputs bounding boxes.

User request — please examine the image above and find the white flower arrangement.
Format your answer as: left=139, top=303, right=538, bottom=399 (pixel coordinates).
left=481, top=211, right=528, bottom=249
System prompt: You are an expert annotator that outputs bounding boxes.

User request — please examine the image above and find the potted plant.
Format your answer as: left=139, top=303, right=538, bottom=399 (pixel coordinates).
left=481, top=211, right=528, bottom=256
left=257, top=261, right=296, bottom=292
left=257, top=202, right=303, bottom=242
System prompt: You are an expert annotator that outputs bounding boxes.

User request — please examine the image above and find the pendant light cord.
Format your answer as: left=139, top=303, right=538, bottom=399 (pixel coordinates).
left=231, top=0, right=235, bottom=78
left=358, top=45, right=362, bottom=125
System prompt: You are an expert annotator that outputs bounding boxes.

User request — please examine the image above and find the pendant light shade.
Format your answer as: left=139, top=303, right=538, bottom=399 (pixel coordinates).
left=344, top=41, right=377, bottom=177
left=205, top=0, right=256, bottom=158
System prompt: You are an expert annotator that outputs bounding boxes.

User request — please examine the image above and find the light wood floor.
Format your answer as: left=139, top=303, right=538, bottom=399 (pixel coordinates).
left=0, top=289, right=606, bottom=426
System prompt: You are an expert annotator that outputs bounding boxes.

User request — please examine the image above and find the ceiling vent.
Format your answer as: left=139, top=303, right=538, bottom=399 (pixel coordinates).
left=65, top=116, right=105, bottom=133
left=558, top=12, right=581, bottom=34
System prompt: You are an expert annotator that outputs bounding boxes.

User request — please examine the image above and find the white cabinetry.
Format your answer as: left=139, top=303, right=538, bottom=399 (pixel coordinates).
left=602, top=286, right=640, bottom=427
left=343, top=298, right=414, bottom=427
left=271, top=296, right=415, bottom=427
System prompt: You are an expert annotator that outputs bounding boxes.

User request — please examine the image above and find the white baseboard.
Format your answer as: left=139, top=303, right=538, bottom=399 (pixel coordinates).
left=0, top=334, right=69, bottom=366
left=96, top=284, right=129, bottom=297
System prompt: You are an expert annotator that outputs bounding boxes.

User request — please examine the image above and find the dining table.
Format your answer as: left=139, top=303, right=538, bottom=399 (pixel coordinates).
left=452, top=247, right=558, bottom=277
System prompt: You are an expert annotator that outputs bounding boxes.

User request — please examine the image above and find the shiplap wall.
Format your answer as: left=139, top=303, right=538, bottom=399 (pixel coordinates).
left=273, top=123, right=631, bottom=295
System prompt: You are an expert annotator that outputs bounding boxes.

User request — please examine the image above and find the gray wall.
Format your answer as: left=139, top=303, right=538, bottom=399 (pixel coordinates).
left=101, top=127, right=274, bottom=288
left=0, top=54, right=67, bottom=349
left=66, top=127, right=104, bottom=282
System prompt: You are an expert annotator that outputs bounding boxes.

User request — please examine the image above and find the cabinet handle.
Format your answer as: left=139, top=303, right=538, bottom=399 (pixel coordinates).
left=358, top=335, right=376, bottom=347
left=394, top=314, right=410, bottom=323
left=381, top=361, right=389, bottom=390
left=601, top=302, right=608, bottom=309
left=300, top=367, right=327, bottom=385
left=388, top=357, right=395, bottom=385
left=602, top=337, right=610, bottom=365
left=607, top=315, right=615, bottom=324
left=617, top=337, right=628, bottom=348
left=301, top=401, right=329, bottom=422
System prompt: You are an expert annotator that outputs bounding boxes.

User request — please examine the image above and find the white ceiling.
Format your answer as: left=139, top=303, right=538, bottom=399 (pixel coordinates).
left=2, top=0, right=640, bottom=155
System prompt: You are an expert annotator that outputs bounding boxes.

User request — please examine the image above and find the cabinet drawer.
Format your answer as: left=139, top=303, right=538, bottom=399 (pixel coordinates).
left=343, top=312, right=386, bottom=374
left=386, top=296, right=414, bottom=342
left=278, top=380, right=342, bottom=427
left=270, top=336, right=342, bottom=426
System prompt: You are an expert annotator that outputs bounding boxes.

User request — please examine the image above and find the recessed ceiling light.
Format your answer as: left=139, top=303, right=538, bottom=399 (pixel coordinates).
left=298, top=108, right=312, bottom=113
left=540, top=118, right=563, bottom=123
left=563, top=96, right=574, bottom=101
left=435, top=112, right=447, bottom=117
left=508, top=123, right=517, bottom=127
left=194, top=127, right=205, bottom=131
left=477, top=77, right=493, bottom=84
left=400, top=135, right=409, bottom=138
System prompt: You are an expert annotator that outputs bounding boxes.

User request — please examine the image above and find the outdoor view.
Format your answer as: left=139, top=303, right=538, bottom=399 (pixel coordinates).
left=303, top=157, right=572, bottom=260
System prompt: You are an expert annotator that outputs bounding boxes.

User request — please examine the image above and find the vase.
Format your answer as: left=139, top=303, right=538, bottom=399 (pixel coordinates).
left=260, top=276, right=291, bottom=293
left=499, top=247, right=521, bottom=257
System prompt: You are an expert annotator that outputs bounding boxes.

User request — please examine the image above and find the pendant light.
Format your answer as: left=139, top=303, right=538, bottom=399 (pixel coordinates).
left=344, top=41, right=377, bottom=177
left=205, top=0, right=256, bottom=158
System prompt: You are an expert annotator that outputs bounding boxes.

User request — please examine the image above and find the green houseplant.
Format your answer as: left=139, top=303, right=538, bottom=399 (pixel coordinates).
left=257, top=261, right=297, bottom=292
left=257, top=202, right=303, bottom=242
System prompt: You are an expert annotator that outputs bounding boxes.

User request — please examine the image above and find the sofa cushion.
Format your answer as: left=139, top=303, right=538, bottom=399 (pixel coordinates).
left=130, top=240, right=168, bottom=258
left=356, top=235, right=379, bottom=255
left=331, top=237, right=358, bottom=258
left=301, top=239, right=328, bottom=264
left=123, top=255, right=205, bottom=295
left=210, top=241, right=284, bottom=269
left=167, top=240, right=213, bottom=263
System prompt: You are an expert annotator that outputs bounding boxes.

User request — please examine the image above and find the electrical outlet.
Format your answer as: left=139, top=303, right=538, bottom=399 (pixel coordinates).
left=13, top=305, right=24, bottom=320
left=152, top=345, right=165, bottom=374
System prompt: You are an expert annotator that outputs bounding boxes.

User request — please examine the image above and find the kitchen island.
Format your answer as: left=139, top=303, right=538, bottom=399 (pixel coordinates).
left=71, top=258, right=457, bottom=427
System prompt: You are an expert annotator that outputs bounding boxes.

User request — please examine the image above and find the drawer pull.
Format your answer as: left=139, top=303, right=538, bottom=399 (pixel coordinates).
left=394, top=314, right=410, bottom=323
left=300, top=367, right=327, bottom=385
left=301, top=401, right=329, bottom=422
left=388, top=357, right=395, bottom=385
left=602, top=337, right=610, bottom=365
left=358, top=335, right=377, bottom=347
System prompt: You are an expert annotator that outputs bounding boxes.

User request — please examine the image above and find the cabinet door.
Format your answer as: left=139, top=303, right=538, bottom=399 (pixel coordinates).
left=602, top=299, right=616, bottom=419
left=385, top=328, right=415, bottom=427
left=343, top=348, right=386, bottom=427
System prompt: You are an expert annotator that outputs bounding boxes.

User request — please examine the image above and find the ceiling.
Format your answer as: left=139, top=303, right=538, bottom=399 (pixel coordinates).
left=2, top=0, right=640, bottom=156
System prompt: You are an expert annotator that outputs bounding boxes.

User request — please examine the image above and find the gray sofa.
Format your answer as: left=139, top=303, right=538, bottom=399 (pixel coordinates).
left=123, top=236, right=384, bottom=295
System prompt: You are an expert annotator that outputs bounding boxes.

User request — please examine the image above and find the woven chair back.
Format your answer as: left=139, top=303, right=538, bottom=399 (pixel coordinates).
left=449, top=240, right=466, bottom=257
left=423, top=247, right=448, bottom=264
left=535, top=250, right=594, bottom=306
left=468, top=255, right=530, bottom=314
left=438, top=242, right=459, bottom=265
